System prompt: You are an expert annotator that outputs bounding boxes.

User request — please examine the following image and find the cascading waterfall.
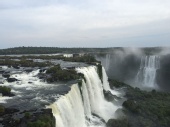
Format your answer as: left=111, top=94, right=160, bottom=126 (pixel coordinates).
left=49, top=85, right=86, bottom=127
left=102, top=67, right=120, bottom=96
left=136, top=55, right=160, bottom=88
left=49, top=66, right=120, bottom=127
left=105, top=54, right=110, bottom=71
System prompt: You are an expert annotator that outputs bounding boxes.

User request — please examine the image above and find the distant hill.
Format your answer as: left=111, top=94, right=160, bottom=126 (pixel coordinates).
left=0, top=47, right=117, bottom=55
left=0, top=46, right=164, bottom=55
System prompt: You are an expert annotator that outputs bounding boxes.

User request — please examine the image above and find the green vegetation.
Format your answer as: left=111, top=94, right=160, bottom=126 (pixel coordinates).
left=0, top=55, right=63, bottom=60
left=0, top=54, right=98, bottom=65
left=106, top=118, right=130, bottom=127
left=28, top=115, right=55, bottom=127
left=0, top=59, right=52, bottom=67
left=25, top=112, right=31, bottom=119
left=109, top=79, right=130, bottom=88
left=46, top=65, right=79, bottom=82
left=0, top=46, right=163, bottom=55
left=0, top=86, right=12, bottom=96
left=108, top=79, right=170, bottom=127
left=0, top=47, right=111, bottom=55
left=0, top=105, right=5, bottom=113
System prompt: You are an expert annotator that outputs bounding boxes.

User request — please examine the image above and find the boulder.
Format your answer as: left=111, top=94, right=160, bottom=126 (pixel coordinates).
left=24, top=69, right=33, bottom=73
left=2, top=74, right=10, bottom=78
left=12, top=65, right=20, bottom=69
left=39, top=68, right=46, bottom=73
left=0, top=70, right=5, bottom=74
left=7, top=78, right=18, bottom=82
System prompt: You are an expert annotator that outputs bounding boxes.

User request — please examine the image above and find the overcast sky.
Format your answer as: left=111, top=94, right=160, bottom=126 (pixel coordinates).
left=0, top=0, right=170, bottom=48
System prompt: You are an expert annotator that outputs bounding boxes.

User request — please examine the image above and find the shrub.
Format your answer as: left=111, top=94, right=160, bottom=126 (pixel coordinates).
left=25, top=112, right=31, bottom=119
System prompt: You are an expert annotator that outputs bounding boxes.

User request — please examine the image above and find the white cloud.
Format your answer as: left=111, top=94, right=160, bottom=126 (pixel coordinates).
left=0, top=0, right=170, bottom=48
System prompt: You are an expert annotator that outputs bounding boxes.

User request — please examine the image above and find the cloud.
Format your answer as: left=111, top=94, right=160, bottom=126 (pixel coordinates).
left=0, top=0, right=170, bottom=48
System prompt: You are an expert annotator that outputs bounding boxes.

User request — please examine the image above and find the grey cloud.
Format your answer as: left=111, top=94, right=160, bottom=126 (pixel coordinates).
left=0, top=0, right=170, bottom=48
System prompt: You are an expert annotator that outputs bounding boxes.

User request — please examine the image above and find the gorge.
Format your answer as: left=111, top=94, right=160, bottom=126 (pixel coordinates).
left=1, top=47, right=170, bottom=127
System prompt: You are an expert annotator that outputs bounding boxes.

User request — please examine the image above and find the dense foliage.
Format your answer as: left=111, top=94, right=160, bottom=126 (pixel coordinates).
left=0, top=54, right=98, bottom=64
left=108, top=79, right=170, bottom=127
left=0, top=47, right=110, bottom=55
left=0, top=59, right=52, bottom=67
left=0, top=46, right=163, bottom=55
left=46, top=65, right=79, bottom=82
left=107, top=118, right=130, bottom=127
left=28, top=115, right=55, bottom=127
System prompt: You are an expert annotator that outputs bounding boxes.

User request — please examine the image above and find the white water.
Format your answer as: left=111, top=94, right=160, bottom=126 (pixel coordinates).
left=49, top=85, right=86, bottom=127
left=49, top=66, right=120, bottom=127
left=0, top=67, right=62, bottom=109
left=136, top=56, right=160, bottom=88
left=102, top=67, right=120, bottom=96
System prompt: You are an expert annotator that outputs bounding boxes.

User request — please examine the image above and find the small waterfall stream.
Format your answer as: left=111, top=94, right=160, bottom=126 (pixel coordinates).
left=49, top=66, right=120, bottom=127
left=136, top=55, right=160, bottom=88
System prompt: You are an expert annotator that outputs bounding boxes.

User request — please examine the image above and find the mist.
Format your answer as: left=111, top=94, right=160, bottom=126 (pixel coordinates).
left=95, top=47, right=170, bottom=91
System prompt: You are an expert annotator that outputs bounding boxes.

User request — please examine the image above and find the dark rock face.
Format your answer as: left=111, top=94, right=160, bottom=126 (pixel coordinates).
left=104, top=90, right=119, bottom=102
left=156, top=54, right=170, bottom=91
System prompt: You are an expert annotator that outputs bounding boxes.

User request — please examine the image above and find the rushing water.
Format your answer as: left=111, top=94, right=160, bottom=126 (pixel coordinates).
left=136, top=56, right=160, bottom=88
left=0, top=67, right=69, bottom=110
left=0, top=65, right=121, bottom=127
left=49, top=66, right=120, bottom=127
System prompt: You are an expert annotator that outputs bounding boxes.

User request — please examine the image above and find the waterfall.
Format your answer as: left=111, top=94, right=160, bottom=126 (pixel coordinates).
left=136, top=55, right=160, bottom=88
left=102, top=67, right=120, bottom=96
left=48, top=66, right=120, bottom=127
left=105, top=54, right=110, bottom=71
left=49, top=84, right=86, bottom=127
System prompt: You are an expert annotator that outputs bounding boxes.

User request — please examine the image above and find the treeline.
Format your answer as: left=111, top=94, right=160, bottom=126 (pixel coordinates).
left=0, top=46, right=165, bottom=55
left=0, top=47, right=111, bottom=55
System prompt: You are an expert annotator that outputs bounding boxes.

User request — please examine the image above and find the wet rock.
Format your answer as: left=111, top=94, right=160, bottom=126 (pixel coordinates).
left=0, top=70, right=5, bottom=74
left=7, top=78, right=18, bottom=82
left=12, top=65, right=20, bottom=69
left=66, top=67, right=75, bottom=69
left=38, top=73, right=47, bottom=80
left=39, top=68, right=46, bottom=73
left=24, top=69, right=33, bottom=73
left=104, top=90, right=119, bottom=101
left=2, top=74, right=10, bottom=78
